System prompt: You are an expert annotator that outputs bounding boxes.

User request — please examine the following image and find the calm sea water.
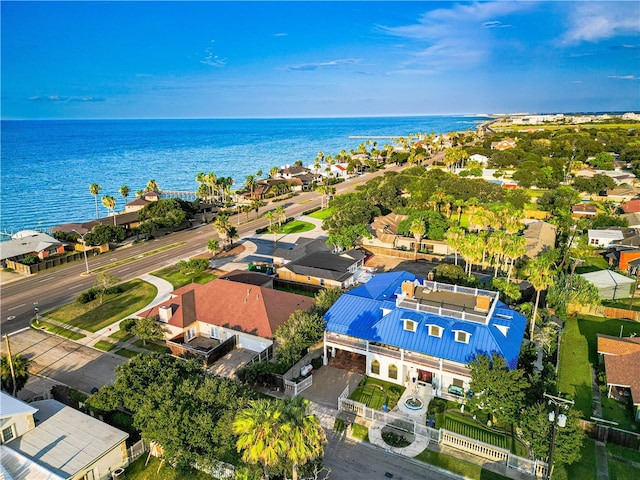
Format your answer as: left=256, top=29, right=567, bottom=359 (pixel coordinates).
left=0, top=116, right=489, bottom=233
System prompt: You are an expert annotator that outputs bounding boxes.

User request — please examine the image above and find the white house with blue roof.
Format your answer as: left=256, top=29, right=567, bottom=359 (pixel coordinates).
left=323, top=271, right=527, bottom=399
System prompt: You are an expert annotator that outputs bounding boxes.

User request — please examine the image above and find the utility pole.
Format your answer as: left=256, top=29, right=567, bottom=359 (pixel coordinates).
left=4, top=334, right=17, bottom=397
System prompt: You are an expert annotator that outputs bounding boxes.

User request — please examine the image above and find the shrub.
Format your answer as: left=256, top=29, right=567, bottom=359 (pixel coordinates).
left=311, top=357, right=323, bottom=370
left=428, top=397, right=448, bottom=415
left=119, top=318, right=138, bottom=332
left=333, top=418, right=345, bottom=432
left=105, top=285, right=124, bottom=295
left=20, top=254, right=39, bottom=265
left=77, top=288, right=98, bottom=304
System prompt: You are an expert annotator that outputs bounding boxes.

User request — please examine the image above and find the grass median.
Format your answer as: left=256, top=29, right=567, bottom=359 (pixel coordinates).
left=34, top=320, right=86, bottom=340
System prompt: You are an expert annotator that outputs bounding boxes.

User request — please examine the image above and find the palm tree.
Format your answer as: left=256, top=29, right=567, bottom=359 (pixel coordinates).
left=409, top=218, right=426, bottom=260
left=244, top=174, right=257, bottom=198
left=205, top=172, right=217, bottom=201
left=445, top=226, right=465, bottom=266
left=1, top=353, right=31, bottom=395
left=269, top=166, right=279, bottom=178
left=256, top=169, right=263, bottom=179
left=119, top=185, right=130, bottom=203
left=264, top=210, right=276, bottom=231
left=233, top=399, right=287, bottom=480
left=503, top=235, right=527, bottom=281
left=135, top=189, right=144, bottom=198
left=251, top=198, right=262, bottom=219
left=274, top=206, right=286, bottom=229
left=281, top=396, right=327, bottom=480
left=89, top=183, right=102, bottom=219
left=101, top=195, right=117, bottom=224
left=487, top=231, right=507, bottom=275
left=241, top=204, right=253, bottom=221
left=459, top=234, right=484, bottom=276
left=146, top=179, right=159, bottom=193
left=206, top=238, right=220, bottom=258
left=213, top=215, right=233, bottom=248
left=523, top=252, right=558, bottom=339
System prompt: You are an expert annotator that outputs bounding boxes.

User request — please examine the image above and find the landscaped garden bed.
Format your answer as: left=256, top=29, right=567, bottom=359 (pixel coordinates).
left=349, top=376, right=405, bottom=410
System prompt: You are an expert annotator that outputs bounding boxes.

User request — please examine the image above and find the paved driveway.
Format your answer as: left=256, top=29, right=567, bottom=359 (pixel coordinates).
left=301, top=365, right=363, bottom=409
left=2, top=329, right=125, bottom=396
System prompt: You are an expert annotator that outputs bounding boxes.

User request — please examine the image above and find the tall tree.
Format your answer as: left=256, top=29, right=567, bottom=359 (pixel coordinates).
left=281, top=396, right=327, bottom=480
left=176, top=258, right=209, bottom=283
left=89, top=183, right=102, bottom=219
left=131, top=317, right=168, bottom=346
left=467, top=354, right=529, bottom=425
left=234, top=399, right=287, bottom=480
left=244, top=174, right=257, bottom=198
left=146, top=179, right=160, bottom=192
left=523, top=250, right=558, bottom=339
left=503, top=235, right=527, bottom=281
left=1, top=354, right=31, bottom=394
left=93, top=272, right=120, bottom=304
left=251, top=198, right=263, bottom=219
left=101, top=195, right=117, bottom=224
left=409, top=218, right=426, bottom=260
left=119, top=185, right=130, bottom=203
left=445, top=226, right=465, bottom=266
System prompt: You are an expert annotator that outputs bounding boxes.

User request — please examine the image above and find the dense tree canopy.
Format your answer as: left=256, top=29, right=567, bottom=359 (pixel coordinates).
left=84, top=224, right=126, bottom=246
left=138, top=198, right=196, bottom=228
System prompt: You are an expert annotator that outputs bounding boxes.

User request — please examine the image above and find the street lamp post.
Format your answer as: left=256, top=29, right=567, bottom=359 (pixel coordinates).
left=544, top=393, right=574, bottom=480
left=72, top=230, right=90, bottom=275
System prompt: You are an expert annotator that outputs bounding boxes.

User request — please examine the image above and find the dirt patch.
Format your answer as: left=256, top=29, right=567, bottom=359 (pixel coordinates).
left=365, top=255, right=437, bottom=278
left=215, top=244, right=246, bottom=259
left=328, top=350, right=366, bottom=375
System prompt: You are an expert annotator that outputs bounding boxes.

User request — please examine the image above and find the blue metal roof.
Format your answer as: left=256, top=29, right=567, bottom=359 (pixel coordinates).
left=348, top=271, right=421, bottom=301
left=325, top=273, right=527, bottom=369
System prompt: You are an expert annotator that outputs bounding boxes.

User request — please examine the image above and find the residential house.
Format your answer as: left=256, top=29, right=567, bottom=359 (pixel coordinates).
left=123, top=190, right=161, bottom=213
left=0, top=392, right=129, bottom=480
left=588, top=228, right=636, bottom=248
left=0, top=231, right=66, bottom=266
left=323, top=272, right=527, bottom=399
left=621, top=212, right=640, bottom=229
left=572, top=203, right=598, bottom=219
left=139, top=279, right=314, bottom=361
left=362, top=212, right=451, bottom=255
left=490, top=138, right=517, bottom=150
left=579, top=270, right=635, bottom=300
left=276, top=249, right=367, bottom=288
left=606, top=247, right=640, bottom=272
left=603, top=187, right=638, bottom=202
left=597, top=334, right=640, bottom=420
left=468, top=154, right=488, bottom=165
left=272, top=236, right=331, bottom=267
left=620, top=199, right=640, bottom=214
left=523, top=221, right=557, bottom=258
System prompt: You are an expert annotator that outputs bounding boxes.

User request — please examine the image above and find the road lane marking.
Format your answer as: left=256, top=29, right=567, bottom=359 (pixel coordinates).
left=8, top=304, right=26, bottom=311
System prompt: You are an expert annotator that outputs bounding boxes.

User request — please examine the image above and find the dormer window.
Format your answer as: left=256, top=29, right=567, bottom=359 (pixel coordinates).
left=429, top=325, right=442, bottom=338
left=455, top=331, right=470, bottom=344
left=404, top=319, right=417, bottom=332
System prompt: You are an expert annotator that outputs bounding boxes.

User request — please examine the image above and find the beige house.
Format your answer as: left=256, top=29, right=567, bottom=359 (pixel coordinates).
left=0, top=392, right=129, bottom=480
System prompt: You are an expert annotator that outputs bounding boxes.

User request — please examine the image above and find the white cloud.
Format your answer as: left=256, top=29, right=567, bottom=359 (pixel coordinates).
left=562, top=2, right=640, bottom=44
left=379, top=2, right=533, bottom=72
left=287, top=58, right=360, bottom=71
left=200, top=41, right=226, bottom=67
left=273, top=33, right=288, bottom=37
left=608, top=75, right=639, bottom=81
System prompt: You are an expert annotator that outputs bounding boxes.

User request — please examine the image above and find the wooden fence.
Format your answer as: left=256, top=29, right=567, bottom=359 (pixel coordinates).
left=5, top=252, right=87, bottom=274
left=568, top=303, right=640, bottom=322
left=578, top=419, right=640, bottom=449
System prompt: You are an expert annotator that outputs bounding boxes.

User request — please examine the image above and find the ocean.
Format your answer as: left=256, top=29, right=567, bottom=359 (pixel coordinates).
left=0, top=116, right=490, bottom=234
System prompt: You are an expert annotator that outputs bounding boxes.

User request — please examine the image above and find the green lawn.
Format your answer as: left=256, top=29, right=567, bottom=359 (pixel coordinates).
left=307, top=207, right=334, bottom=220
left=607, top=443, right=640, bottom=462
left=109, top=329, right=134, bottom=342
left=350, top=423, right=369, bottom=442
left=574, top=256, right=610, bottom=274
left=559, top=314, right=640, bottom=425
left=414, top=449, right=511, bottom=480
left=609, top=458, right=640, bottom=480
left=47, top=279, right=157, bottom=333
left=124, top=456, right=215, bottom=480
left=552, top=439, right=597, bottom=480
left=442, top=413, right=527, bottom=456
left=349, top=377, right=405, bottom=410
left=601, top=398, right=639, bottom=432
left=602, top=298, right=640, bottom=312
left=94, top=340, right=117, bottom=352
left=33, top=321, right=86, bottom=340
left=280, top=220, right=315, bottom=234
left=151, top=265, right=216, bottom=289
left=133, top=339, right=171, bottom=354
left=114, top=348, right=143, bottom=359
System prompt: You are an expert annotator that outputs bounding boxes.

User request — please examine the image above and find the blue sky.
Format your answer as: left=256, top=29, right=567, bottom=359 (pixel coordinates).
left=2, top=1, right=639, bottom=119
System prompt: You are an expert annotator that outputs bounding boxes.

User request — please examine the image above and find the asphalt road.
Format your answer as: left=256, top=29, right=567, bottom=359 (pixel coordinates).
left=1, top=164, right=405, bottom=335
left=323, top=431, right=462, bottom=480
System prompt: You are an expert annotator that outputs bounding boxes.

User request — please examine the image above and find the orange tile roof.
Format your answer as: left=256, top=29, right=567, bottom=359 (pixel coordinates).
left=139, top=279, right=314, bottom=339
left=603, top=351, right=640, bottom=406
left=597, top=334, right=640, bottom=356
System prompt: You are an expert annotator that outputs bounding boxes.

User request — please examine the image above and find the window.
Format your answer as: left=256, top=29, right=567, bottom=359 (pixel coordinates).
left=404, top=319, right=416, bottom=332
left=210, top=326, right=219, bottom=339
left=429, top=325, right=442, bottom=338
left=1, top=425, right=15, bottom=443
left=186, top=327, right=196, bottom=342
left=371, top=359, right=380, bottom=375
left=455, top=331, right=469, bottom=344
left=388, top=364, right=398, bottom=380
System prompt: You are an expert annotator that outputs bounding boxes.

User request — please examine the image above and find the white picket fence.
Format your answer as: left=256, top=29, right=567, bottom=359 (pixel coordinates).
left=338, top=397, right=548, bottom=478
